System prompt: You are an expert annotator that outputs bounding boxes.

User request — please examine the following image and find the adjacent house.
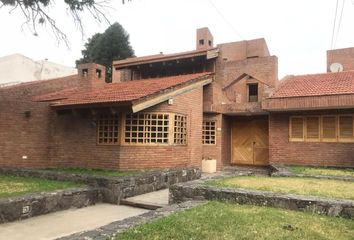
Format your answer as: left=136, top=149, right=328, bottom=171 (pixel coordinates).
left=0, top=28, right=353, bottom=170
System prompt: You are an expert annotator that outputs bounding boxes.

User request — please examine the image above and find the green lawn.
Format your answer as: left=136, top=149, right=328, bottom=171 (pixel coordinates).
left=288, top=166, right=354, bottom=177
left=0, top=175, right=81, bottom=198
left=207, top=176, right=354, bottom=200
left=117, top=202, right=354, bottom=240
left=45, top=168, right=142, bottom=177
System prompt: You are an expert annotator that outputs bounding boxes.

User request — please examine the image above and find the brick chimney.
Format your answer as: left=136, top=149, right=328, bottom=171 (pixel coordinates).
left=196, top=27, right=214, bottom=50
left=327, top=47, right=354, bottom=72
left=77, top=63, right=106, bottom=89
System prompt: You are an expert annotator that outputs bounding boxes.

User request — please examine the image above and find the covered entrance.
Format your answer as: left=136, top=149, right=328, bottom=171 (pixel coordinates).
left=231, top=117, right=269, bottom=166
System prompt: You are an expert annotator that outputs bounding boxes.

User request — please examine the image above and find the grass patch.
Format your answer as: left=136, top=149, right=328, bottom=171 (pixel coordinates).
left=288, top=166, right=354, bottom=177
left=208, top=176, right=354, bottom=200
left=117, top=201, right=354, bottom=240
left=45, top=168, right=142, bottom=177
left=0, top=175, right=81, bottom=198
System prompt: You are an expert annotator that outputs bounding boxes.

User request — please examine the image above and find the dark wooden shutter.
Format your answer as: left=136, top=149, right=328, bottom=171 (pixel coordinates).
left=306, top=117, right=319, bottom=140
left=290, top=117, right=304, bottom=140
left=339, top=116, right=354, bottom=140
left=322, top=116, right=337, bottom=140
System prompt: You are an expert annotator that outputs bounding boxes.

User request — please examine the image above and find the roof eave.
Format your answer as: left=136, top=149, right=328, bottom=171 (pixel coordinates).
left=113, top=48, right=218, bottom=68
left=131, top=75, right=213, bottom=113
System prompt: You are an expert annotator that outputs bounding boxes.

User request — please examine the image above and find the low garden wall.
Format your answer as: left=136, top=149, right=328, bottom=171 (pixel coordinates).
left=0, top=167, right=201, bottom=204
left=270, top=165, right=354, bottom=182
left=0, top=187, right=101, bottom=224
left=170, top=180, right=354, bottom=219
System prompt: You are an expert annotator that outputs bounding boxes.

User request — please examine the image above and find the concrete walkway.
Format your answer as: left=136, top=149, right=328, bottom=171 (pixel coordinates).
left=125, top=189, right=169, bottom=206
left=0, top=204, right=148, bottom=240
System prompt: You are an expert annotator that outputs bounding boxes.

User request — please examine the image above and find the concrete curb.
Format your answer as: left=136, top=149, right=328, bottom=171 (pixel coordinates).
left=57, top=201, right=207, bottom=240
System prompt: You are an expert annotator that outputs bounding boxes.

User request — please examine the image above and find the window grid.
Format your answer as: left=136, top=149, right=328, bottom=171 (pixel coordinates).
left=97, top=115, right=119, bottom=145
left=174, top=114, right=187, bottom=145
left=124, top=113, right=170, bottom=144
left=289, top=115, right=354, bottom=143
left=203, top=121, right=216, bottom=144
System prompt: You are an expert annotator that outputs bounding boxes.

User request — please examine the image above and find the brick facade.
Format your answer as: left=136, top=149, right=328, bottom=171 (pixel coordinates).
left=327, top=47, right=354, bottom=72
left=49, top=87, right=203, bottom=170
left=1, top=27, right=353, bottom=171
left=269, top=112, right=354, bottom=167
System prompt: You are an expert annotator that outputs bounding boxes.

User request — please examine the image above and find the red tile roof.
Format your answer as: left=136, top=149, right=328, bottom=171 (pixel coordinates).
left=271, top=71, right=354, bottom=98
left=37, top=73, right=212, bottom=107
left=113, top=48, right=218, bottom=68
left=33, top=87, right=80, bottom=102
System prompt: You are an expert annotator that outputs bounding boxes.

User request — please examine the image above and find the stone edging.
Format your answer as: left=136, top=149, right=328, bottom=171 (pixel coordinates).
left=0, top=167, right=201, bottom=204
left=0, top=167, right=201, bottom=223
left=57, top=201, right=206, bottom=240
left=271, top=165, right=354, bottom=182
left=169, top=180, right=354, bottom=219
left=0, top=187, right=101, bottom=224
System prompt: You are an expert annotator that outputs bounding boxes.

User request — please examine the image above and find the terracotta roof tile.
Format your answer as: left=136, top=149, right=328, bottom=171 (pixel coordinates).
left=271, top=71, right=354, bottom=98
left=42, top=73, right=212, bottom=107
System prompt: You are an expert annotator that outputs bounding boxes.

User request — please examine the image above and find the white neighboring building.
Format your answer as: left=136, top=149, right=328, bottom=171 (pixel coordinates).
left=0, top=54, right=77, bottom=87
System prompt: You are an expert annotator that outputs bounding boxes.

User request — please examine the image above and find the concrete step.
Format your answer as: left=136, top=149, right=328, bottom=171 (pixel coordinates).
left=120, top=199, right=166, bottom=210
left=223, top=166, right=271, bottom=176
left=120, top=189, right=170, bottom=210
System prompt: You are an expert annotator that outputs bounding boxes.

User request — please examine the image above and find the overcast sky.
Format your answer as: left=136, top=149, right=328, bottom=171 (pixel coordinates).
left=1, top=0, right=354, bottom=78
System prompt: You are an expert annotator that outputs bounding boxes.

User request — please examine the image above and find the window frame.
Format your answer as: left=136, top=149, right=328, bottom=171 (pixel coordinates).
left=321, top=115, right=338, bottom=142
left=122, top=112, right=188, bottom=146
left=202, top=120, right=217, bottom=145
left=96, top=114, right=120, bottom=145
left=174, top=114, right=188, bottom=145
left=338, top=114, right=354, bottom=142
left=289, top=114, right=354, bottom=143
left=247, top=83, right=259, bottom=103
left=289, top=116, right=305, bottom=142
left=305, top=116, right=320, bottom=142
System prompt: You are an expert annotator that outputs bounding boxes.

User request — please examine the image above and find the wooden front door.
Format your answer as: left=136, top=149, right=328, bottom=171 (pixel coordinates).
left=231, top=119, right=269, bottom=166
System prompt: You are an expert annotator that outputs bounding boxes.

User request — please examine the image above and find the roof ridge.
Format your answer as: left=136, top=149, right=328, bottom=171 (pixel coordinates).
left=0, top=74, right=77, bottom=90
left=290, top=70, right=354, bottom=78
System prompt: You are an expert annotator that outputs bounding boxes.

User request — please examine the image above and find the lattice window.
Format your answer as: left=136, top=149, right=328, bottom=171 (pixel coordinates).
left=97, top=115, right=119, bottom=145
left=203, top=121, right=216, bottom=144
left=124, top=113, right=169, bottom=144
left=174, top=114, right=187, bottom=145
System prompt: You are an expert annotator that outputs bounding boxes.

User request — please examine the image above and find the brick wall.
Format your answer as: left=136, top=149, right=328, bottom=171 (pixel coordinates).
left=269, top=112, right=354, bottom=167
left=202, top=113, right=231, bottom=170
left=50, top=87, right=204, bottom=170
left=0, top=75, right=82, bottom=168
left=327, top=47, right=354, bottom=72
left=203, top=42, right=278, bottom=114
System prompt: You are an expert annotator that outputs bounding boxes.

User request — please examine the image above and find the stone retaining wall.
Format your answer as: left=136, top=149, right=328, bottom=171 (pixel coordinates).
left=270, top=165, right=354, bottom=182
left=170, top=181, right=354, bottom=219
left=0, top=167, right=201, bottom=204
left=0, top=187, right=101, bottom=224
left=0, top=167, right=200, bottom=223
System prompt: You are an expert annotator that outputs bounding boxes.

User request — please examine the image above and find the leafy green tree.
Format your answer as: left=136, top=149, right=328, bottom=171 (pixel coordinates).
left=76, top=22, right=134, bottom=82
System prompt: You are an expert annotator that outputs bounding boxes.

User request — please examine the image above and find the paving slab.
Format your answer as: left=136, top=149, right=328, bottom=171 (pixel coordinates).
left=0, top=204, right=148, bottom=240
left=125, top=189, right=169, bottom=206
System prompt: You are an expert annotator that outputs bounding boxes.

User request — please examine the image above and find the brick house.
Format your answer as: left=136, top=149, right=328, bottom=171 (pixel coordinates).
left=0, top=28, right=353, bottom=170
